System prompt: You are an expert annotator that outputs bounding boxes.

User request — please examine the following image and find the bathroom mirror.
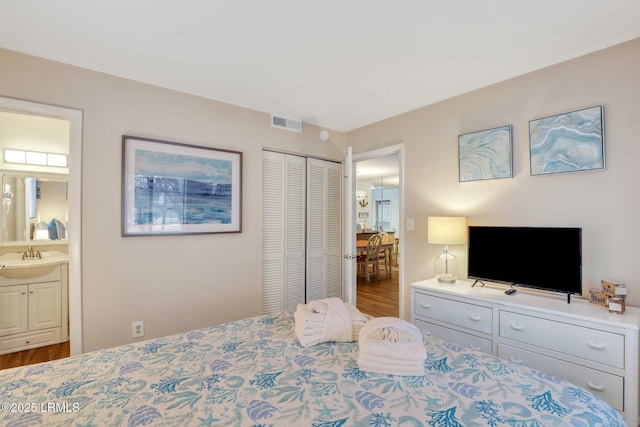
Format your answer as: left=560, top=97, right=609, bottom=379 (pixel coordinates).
left=2, top=172, right=68, bottom=244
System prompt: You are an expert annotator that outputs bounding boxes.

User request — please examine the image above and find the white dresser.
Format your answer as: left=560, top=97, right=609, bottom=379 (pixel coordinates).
left=411, top=278, right=639, bottom=426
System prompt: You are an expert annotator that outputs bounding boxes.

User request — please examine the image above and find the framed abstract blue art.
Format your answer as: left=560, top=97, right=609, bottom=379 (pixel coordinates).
left=122, top=135, right=242, bottom=236
left=458, top=125, right=512, bottom=182
left=529, top=105, right=604, bottom=176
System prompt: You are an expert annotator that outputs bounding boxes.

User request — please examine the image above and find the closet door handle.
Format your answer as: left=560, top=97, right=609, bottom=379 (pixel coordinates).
left=587, top=381, right=605, bottom=392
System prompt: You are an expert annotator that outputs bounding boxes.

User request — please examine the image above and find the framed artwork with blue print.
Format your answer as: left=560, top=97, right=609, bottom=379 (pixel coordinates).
left=458, top=125, right=512, bottom=182
left=122, top=135, right=242, bottom=236
left=529, top=105, right=604, bottom=176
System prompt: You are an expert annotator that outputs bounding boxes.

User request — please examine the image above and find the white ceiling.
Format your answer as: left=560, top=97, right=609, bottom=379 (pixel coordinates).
left=1, top=1, right=639, bottom=132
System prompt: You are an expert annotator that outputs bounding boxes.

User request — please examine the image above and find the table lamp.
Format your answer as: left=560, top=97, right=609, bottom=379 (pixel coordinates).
left=428, top=216, right=466, bottom=283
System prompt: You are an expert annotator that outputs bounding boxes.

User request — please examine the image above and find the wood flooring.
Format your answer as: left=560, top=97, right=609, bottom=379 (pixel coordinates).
left=0, top=341, right=70, bottom=370
left=356, top=266, right=399, bottom=317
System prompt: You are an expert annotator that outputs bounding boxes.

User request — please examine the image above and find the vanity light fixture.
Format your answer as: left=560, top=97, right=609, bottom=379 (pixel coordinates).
left=4, top=149, right=68, bottom=168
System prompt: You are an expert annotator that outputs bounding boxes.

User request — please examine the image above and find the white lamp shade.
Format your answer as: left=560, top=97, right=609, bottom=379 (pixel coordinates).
left=428, top=217, right=466, bottom=245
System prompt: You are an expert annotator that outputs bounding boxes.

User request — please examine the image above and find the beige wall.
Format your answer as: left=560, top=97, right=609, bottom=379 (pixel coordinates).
left=1, top=37, right=638, bottom=350
left=0, top=48, right=346, bottom=351
left=347, top=38, right=640, bottom=317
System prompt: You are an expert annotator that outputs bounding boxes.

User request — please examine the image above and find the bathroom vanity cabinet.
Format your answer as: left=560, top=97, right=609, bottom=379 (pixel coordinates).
left=0, top=265, right=68, bottom=354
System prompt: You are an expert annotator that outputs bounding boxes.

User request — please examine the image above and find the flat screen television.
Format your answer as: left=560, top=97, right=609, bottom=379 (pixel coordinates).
left=467, top=226, right=582, bottom=300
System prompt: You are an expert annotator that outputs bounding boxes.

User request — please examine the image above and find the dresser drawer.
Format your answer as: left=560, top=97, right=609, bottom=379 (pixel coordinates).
left=415, top=319, right=492, bottom=354
left=499, top=310, right=624, bottom=369
left=414, top=292, right=492, bottom=334
left=498, top=343, right=623, bottom=411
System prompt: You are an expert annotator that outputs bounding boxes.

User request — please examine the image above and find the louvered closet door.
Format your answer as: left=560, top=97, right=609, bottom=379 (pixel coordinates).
left=306, top=158, right=343, bottom=302
left=262, top=151, right=306, bottom=313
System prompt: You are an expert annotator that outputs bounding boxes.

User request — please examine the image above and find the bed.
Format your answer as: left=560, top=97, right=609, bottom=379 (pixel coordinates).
left=0, top=311, right=625, bottom=426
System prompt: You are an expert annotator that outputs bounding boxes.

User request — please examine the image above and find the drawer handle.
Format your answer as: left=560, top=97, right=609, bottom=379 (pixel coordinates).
left=424, top=330, right=432, bottom=336
left=469, top=313, right=481, bottom=321
left=420, top=303, right=432, bottom=309
left=509, top=357, right=523, bottom=364
left=470, top=344, right=481, bottom=351
left=587, top=381, right=605, bottom=392
left=25, top=340, right=30, bottom=344
left=510, top=322, right=524, bottom=331
left=587, top=341, right=606, bottom=350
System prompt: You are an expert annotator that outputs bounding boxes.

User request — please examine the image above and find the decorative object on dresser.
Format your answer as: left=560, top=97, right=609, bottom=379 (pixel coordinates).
left=590, top=280, right=627, bottom=314
left=427, top=216, right=466, bottom=284
left=411, top=278, right=639, bottom=426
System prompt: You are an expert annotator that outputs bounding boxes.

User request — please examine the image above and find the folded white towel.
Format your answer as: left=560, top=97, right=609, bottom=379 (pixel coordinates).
left=357, top=317, right=426, bottom=376
left=295, top=298, right=361, bottom=347
left=357, top=353, right=426, bottom=367
left=357, top=357, right=425, bottom=376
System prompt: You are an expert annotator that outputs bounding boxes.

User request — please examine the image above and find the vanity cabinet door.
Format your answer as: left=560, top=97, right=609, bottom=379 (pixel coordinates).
left=0, top=285, right=28, bottom=336
left=28, top=281, right=61, bottom=331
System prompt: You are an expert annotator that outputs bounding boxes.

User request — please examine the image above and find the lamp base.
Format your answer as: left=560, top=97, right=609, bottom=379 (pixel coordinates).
left=436, top=274, right=457, bottom=284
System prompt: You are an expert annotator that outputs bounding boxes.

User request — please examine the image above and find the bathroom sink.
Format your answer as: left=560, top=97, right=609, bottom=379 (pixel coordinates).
left=0, top=250, right=68, bottom=279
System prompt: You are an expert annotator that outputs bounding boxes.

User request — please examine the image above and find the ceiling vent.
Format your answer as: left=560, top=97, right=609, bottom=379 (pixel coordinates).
left=271, top=114, right=302, bottom=133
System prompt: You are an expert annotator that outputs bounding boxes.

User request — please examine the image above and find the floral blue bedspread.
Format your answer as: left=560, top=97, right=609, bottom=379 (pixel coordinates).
left=0, top=312, right=625, bottom=426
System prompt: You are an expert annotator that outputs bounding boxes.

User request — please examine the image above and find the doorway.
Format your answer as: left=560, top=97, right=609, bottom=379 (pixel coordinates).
left=0, top=96, right=82, bottom=358
left=348, top=145, right=403, bottom=318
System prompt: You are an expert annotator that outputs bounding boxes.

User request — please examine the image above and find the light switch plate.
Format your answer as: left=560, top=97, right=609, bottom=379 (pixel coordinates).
left=407, top=218, right=414, bottom=231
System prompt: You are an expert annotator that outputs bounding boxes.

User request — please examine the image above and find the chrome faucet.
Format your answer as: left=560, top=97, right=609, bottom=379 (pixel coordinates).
left=22, top=245, right=41, bottom=260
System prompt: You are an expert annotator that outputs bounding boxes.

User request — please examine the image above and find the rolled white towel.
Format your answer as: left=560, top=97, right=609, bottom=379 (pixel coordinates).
left=359, top=317, right=423, bottom=343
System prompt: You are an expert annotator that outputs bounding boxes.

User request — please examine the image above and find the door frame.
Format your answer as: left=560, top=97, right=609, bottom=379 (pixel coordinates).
left=0, top=96, right=83, bottom=354
left=347, top=143, right=405, bottom=318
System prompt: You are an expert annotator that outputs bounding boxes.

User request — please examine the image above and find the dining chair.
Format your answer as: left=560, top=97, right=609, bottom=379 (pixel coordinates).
left=357, top=233, right=382, bottom=282
left=377, top=232, right=392, bottom=278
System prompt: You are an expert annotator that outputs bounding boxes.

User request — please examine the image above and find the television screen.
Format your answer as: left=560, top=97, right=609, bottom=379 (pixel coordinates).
left=467, top=226, right=582, bottom=295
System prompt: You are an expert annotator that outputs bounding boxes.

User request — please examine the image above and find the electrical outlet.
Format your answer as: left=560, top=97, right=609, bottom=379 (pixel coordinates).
left=132, top=320, right=145, bottom=338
